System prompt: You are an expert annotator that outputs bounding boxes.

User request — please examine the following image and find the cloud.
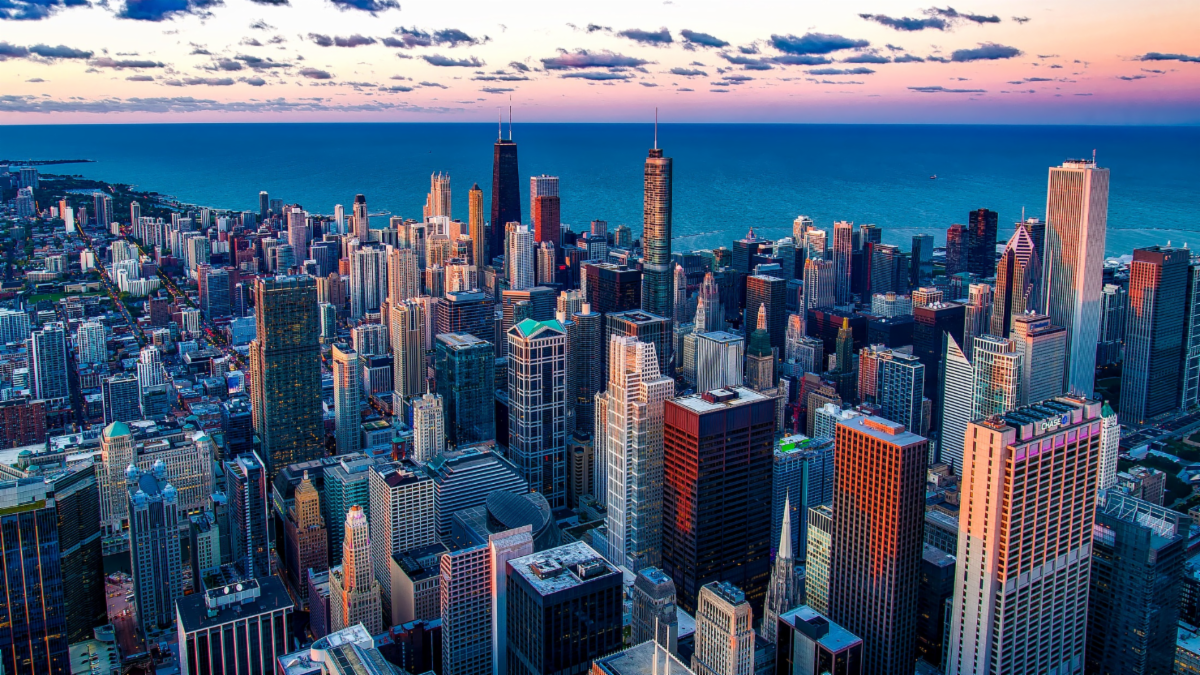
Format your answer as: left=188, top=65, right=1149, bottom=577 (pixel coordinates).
left=90, top=57, right=166, bottom=68
left=241, top=76, right=266, bottom=86
left=431, top=28, right=489, bottom=47
left=419, top=81, right=446, bottom=88
left=771, top=33, right=869, bottom=55
left=670, top=67, right=707, bottom=76
left=908, top=85, right=986, bottom=93
left=1138, top=52, right=1200, bottom=63
left=617, top=28, right=672, bottom=45
left=677, top=87, right=693, bottom=92
left=0, top=0, right=88, bottom=21
left=387, top=27, right=489, bottom=48
left=481, top=87, right=513, bottom=93
left=380, top=84, right=413, bottom=92
left=807, top=67, right=875, bottom=75
left=927, top=7, right=1001, bottom=24
left=299, top=67, right=333, bottom=79
left=248, top=0, right=287, bottom=4
left=586, top=23, right=609, bottom=33
left=0, top=93, right=463, bottom=114
left=859, top=14, right=947, bottom=31
left=241, top=38, right=263, bottom=47
left=680, top=29, right=728, bottom=48
left=1117, top=74, right=1147, bottom=81
left=125, top=74, right=154, bottom=81
left=327, top=0, right=397, bottom=12
left=541, top=49, right=648, bottom=70
left=310, top=33, right=376, bottom=48
left=190, top=46, right=212, bottom=55
left=210, top=58, right=243, bottom=71
left=508, top=61, right=530, bottom=72
left=472, top=74, right=531, bottom=81
left=25, top=77, right=44, bottom=82
left=561, top=71, right=631, bottom=81
left=893, top=54, right=924, bottom=63
left=235, top=54, right=289, bottom=69
left=720, top=53, right=772, bottom=70
left=950, top=43, right=1021, bottom=62
left=769, top=54, right=833, bottom=66
left=118, top=0, right=221, bottom=21
left=842, top=53, right=889, bottom=64
left=249, top=19, right=272, bottom=29
left=182, top=76, right=235, bottom=86
left=422, top=54, right=484, bottom=67
left=1012, top=16, right=1030, bottom=24
left=27, top=44, right=93, bottom=59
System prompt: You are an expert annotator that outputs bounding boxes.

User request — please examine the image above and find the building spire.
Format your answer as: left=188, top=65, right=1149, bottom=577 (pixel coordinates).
left=778, top=492, right=793, bottom=560
left=654, top=107, right=658, bottom=150
left=498, top=107, right=502, bottom=141
left=757, top=303, right=767, bottom=332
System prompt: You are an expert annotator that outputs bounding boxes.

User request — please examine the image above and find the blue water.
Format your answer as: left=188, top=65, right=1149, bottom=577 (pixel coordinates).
left=2, top=123, right=1197, bottom=256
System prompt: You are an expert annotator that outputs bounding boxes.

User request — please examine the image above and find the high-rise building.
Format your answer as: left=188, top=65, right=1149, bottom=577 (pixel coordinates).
left=332, top=344, right=362, bottom=455
left=805, top=504, right=833, bottom=616
left=910, top=233, right=934, bottom=288
left=947, top=397, right=1102, bottom=675
left=434, top=333, right=495, bottom=446
left=226, top=453, right=269, bottom=578
left=878, top=351, right=926, bottom=434
left=673, top=264, right=690, bottom=325
left=391, top=299, right=427, bottom=404
left=584, top=262, right=642, bottom=314
left=966, top=208, right=998, bottom=279
left=329, top=505, right=383, bottom=635
left=102, top=374, right=141, bottom=424
left=642, top=141, right=674, bottom=320
left=1010, top=313, right=1066, bottom=406
left=938, top=334, right=973, bottom=472
left=695, top=331, right=744, bottom=393
left=410, top=393, right=446, bottom=464
left=29, top=322, right=68, bottom=400
left=1181, top=259, right=1200, bottom=409
left=990, top=224, right=1040, bottom=337
left=971, top=334, right=1023, bottom=419
left=961, top=284, right=993, bottom=353
left=530, top=174, right=561, bottom=247
left=763, top=494, right=805, bottom=644
left=490, top=131, right=521, bottom=262
left=127, top=463, right=183, bottom=634
left=691, top=581, right=755, bottom=675
left=369, top=461, right=435, bottom=624
left=631, top=567, right=679, bottom=653
left=599, top=336, right=673, bottom=571
left=570, top=304, right=603, bottom=435
left=746, top=274, right=788, bottom=351
left=802, top=258, right=836, bottom=317
left=439, top=540, right=493, bottom=675
left=1121, top=245, right=1189, bottom=424
left=424, top=172, right=452, bottom=220
left=0, top=477, right=69, bottom=675
left=913, top=301, right=964, bottom=413
left=945, top=223, right=967, bottom=277
left=506, top=542, right=623, bottom=675
left=1042, top=159, right=1109, bottom=396
left=745, top=305, right=775, bottom=392
left=832, top=221, right=854, bottom=304
left=663, top=387, right=774, bottom=614
left=387, top=245, right=421, bottom=305
left=506, top=224, right=535, bottom=291
left=1087, top=491, right=1185, bottom=675
left=507, top=318, right=568, bottom=507
left=830, top=416, right=926, bottom=675
left=772, top=434, right=833, bottom=564
left=323, top=453, right=375, bottom=558
left=916, top=544, right=956, bottom=669
left=177, top=577, right=293, bottom=675
left=349, top=246, right=388, bottom=319
left=776, top=606, right=864, bottom=675
left=353, top=193, right=369, bottom=241
left=47, top=464, right=106, bottom=643
left=283, top=471, right=329, bottom=604
left=250, top=276, right=323, bottom=480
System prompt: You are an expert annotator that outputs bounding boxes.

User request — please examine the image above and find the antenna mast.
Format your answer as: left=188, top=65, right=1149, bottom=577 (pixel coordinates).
left=508, top=95, right=513, bottom=141
left=497, top=108, right=502, bottom=141
left=654, top=107, right=658, bottom=150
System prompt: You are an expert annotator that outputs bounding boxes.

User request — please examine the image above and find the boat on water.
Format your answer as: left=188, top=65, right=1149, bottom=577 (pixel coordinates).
left=930, top=174, right=938, bottom=179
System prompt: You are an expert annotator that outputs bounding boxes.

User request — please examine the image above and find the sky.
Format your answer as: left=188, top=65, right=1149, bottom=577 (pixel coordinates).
left=0, top=0, right=1197, bottom=124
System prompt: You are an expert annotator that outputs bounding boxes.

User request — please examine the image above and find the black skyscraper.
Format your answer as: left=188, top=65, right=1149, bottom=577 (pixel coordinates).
left=967, top=208, right=999, bottom=279
left=490, top=133, right=521, bottom=265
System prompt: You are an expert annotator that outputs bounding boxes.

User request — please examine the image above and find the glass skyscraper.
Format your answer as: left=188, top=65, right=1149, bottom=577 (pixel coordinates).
left=641, top=142, right=674, bottom=320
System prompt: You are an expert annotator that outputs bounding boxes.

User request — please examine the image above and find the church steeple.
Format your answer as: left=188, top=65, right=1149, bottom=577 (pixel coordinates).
left=778, top=492, right=793, bottom=561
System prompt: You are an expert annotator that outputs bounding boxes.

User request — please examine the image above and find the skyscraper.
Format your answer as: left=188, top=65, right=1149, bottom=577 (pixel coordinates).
left=663, top=387, right=774, bottom=614
left=468, top=183, right=487, bottom=266
left=698, top=271, right=724, bottom=332
left=391, top=299, right=427, bottom=404
left=966, top=208, right=998, bottom=279
left=507, top=224, right=535, bottom=291
left=938, top=334, right=973, bottom=473
left=226, top=453, right=269, bottom=578
left=369, top=461, right=435, bottom=624
left=259, top=191, right=269, bottom=220
left=410, top=393, right=446, bottom=464
left=387, top=245, right=421, bottom=305
left=571, top=304, right=603, bottom=434
left=971, top=334, right=1023, bottom=419
left=1087, top=491, right=1185, bottom=675
left=583, top=263, right=642, bottom=314
left=830, top=416, right=926, bottom=675
left=805, top=504, right=833, bottom=616
left=490, top=128, right=520, bottom=261
left=746, top=274, right=787, bottom=351
left=424, top=172, right=451, bottom=220
left=695, top=331, right=745, bottom=393
left=606, top=309, right=672, bottom=380
left=102, top=374, right=140, bottom=424
left=913, top=301, right=964, bottom=413
left=332, top=344, right=362, bottom=455
left=329, top=505, right=383, bottom=635
left=283, top=472, right=328, bottom=604
left=1042, top=159, right=1109, bottom=396
left=960, top=284, right=992, bottom=354
left=599, top=336, right=673, bottom=571
left=507, top=318, right=568, bottom=507
left=832, top=221, right=854, bottom=304
left=1010, top=313, right=1066, bottom=406
left=763, top=495, right=804, bottom=644
left=29, top=322, right=68, bottom=400
left=990, top=224, right=1040, bottom=337
left=642, top=138, right=674, bottom=320
left=947, top=397, right=1102, bottom=675
left=434, top=333, right=495, bottom=446
left=250, top=276, right=323, bottom=479
left=631, top=567, right=679, bottom=653
left=945, top=223, right=967, bottom=277
left=879, top=351, right=926, bottom=434
left=127, top=463, right=183, bottom=634
left=776, top=606, right=864, bottom=675
left=1120, top=245, right=1189, bottom=424
left=349, top=246, right=388, bottom=318
left=745, top=305, right=776, bottom=392
left=911, top=233, right=934, bottom=287
left=673, top=263, right=690, bottom=325
left=772, top=434, right=833, bottom=564
left=176, top=578, right=293, bottom=675
left=691, top=581, right=756, bottom=675
left=353, top=194, right=369, bottom=241
left=49, top=463, right=106, bottom=644
left=530, top=174, right=561, bottom=246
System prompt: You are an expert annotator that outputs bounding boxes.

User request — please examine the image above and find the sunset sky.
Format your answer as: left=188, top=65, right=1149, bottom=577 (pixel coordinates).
left=0, top=0, right=1197, bottom=123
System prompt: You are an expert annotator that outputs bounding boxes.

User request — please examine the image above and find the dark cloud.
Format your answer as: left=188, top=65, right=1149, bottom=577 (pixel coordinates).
left=422, top=54, right=484, bottom=67
left=481, top=87, right=513, bottom=93
left=770, top=33, right=869, bottom=55
left=310, top=33, right=376, bottom=48
left=125, top=74, right=154, bottom=81
left=679, top=29, right=728, bottom=48
left=807, top=67, right=875, bottom=75
left=241, top=38, right=263, bottom=47
left=241, top=76, right=266, bottom=86
left=249, top=19, right=272, bottom=29
left=769, top=54, right=833, bottom=66
left=27, top=44, right=92, bottom=59
left=419, top=81, right=446, bottom=88
left=387, top=27, right=489, bottom=48
left=299, top=67, right=333, bottom=79
left=26, top=77, right=45, bottom=82
left=90, top=57, right=166, bottom=68
left=720, top=53, right=772, bottom=70
left=118, top=0, right=221, bottom=21
left=432, top=28, right=489, bottom=47
left=586, top=23, right=609, bottom=33
left=182, top=76, right=234, bottom=86
left=927, top=7, right=1001, bottom=24
left=541, top=49, right=649, bottom=70
left=639, top=82, right=657, bottom=87
left=0, top=0, right=88, bottom=21
left=561, top=71, right=631, bottom=81
left=211, top=59, right=243, bottom=71
left=893, top=54, right=924, bottom=63
left=190, top=47, right=212, bottom=55
left=1141, top=68, right=1166, bottom=74
left=0, top=93, right=463, bottom=114
left=472, top=74, right=531, bottom=81
left=1139, top=52, right=1200, bottom=63
left=327, top=0, right=396, bottom=12
left=908, top=85, right=986, bottom=93
left=950, top=43, right=1021, bottom=62
left=670, top=67, right=706, bottom=76
left=738, top=44, right=759, bottom=55
left=380, top=84, right=413, bottom=92
left=509, top=61, right=530, bottom=72
left=677, top=87, right=693, bottom=92
left=1012, top=16, right=1030, bottom=23
left=617, top=28, right=672, bottom=45
left=1117, top=74, right=1146, bottom=81
left=859, top=14, right=947, bottom=31
left=235, top=54, right=289, bottom=69
left=842, top=53, right=889, bottom=64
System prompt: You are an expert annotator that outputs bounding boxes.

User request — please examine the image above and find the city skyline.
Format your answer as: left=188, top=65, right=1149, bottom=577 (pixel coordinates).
left=0, top=1, right=1197, bottom=124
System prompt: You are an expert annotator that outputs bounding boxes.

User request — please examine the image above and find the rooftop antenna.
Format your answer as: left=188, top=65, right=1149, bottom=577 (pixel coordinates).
left=1021, top=206, right=1026, bottom=222
left=497, top=108, right=502, bottom=141
left=1092, top=148, right=1097, bottom=165
left=508, top=95, right=513, bottom=141
left=654, top=107, right=658, bottom=150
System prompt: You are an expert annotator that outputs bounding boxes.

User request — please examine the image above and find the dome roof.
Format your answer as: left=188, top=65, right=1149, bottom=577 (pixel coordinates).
left=103, top=421, right=131, bottom=439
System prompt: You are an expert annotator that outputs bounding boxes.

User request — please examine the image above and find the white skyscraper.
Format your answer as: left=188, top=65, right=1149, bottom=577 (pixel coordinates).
left=692, top=582, right=755, bottom=675
left=939, top=334, right=974, bottom=473
left=29, top=322, right=68, bottom=399
left=387, top=245, right=421, bottom=305
left=136, top=345, right=166, bottom=391
left=329, top=505, right=383, bottom=635
left=947, top=397, right=1102, bottom=675
left=349, top=246, right=388, bottom=319
left=961, top=284, right=993, bottom=357
left=369, top=461, right=435, bottom=625
left=287, top=208, right=309, bottom=260
left=695, top=331, right=744, bottom=393
left=411, top=393, right=446, bottom=464
left=672, top=264, right=689, bottom=325
left=391, top=299, right=426, bottom=405
left=77, top=320, right=108, bottom=368
left=1010, top=313, right=1066, bottom=406
left=1098, top=401, right=1120, bottom=491
left=698, top=272, right=722, bottom=332
left=971, top=334, right=1023, bottom=419
left=334, top=203, right=345, bottom=233
left=599, top=336, right=673, bottom=571
left=424, top=172, right=452, bottom=220
left=832, top=221, right=854, bottom=304
left=332, top=344, right=362, bottom=455
left=803, top=258, right=837, bottom=315
left=506, top=224, right=535, bottom=291
left=1042, top=159, right=1109, bottom=396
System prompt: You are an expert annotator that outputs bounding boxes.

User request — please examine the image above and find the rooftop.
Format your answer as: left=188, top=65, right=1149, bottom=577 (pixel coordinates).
left=837, top=415, right=926, bottom=447
left=593, top=640, right=696, bottom=675
left=508, top=541, right=619, bottom=596
left=779, top=605, right=862, bottom=653
left=176, top=576, right=293, bottom=633
left=672, top=386, right=768, bottom=414
left=922, top=543, right=956, bottom=567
